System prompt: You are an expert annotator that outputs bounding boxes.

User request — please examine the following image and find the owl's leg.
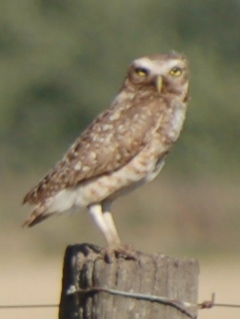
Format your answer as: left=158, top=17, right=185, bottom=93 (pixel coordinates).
left=88, top=203, right=120, bottom=262
left=88, top=203, right=115, bottom=245
left=102, top=201, right=121, bottom=245
left=88, top=203, right=137, bottom=261
left=102, top=201, right=137, bottom=261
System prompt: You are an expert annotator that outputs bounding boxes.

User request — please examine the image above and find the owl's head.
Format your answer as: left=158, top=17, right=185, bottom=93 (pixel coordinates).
left=126, top=51, right=189, bottom=102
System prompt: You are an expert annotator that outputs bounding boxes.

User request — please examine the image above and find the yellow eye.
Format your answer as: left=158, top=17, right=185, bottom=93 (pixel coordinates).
left=169, top=67, right=182, bottom=76
left=135, top=67, right=148, bottom=77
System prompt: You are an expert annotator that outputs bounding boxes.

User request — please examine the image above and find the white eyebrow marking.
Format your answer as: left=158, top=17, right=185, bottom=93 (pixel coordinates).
left=133, top=57, right=183, bottom=75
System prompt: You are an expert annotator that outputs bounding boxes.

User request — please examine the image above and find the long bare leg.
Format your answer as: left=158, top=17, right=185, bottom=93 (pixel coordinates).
left=88, top=204, right=114, bottom=245
left=102, top=201, right=121, bottom=245
left=88, top=203, right=137, bottom=261
left=102, top=201, right=137, bottom=260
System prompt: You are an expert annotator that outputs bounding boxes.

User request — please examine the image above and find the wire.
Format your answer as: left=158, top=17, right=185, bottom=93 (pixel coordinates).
left=1, top=291, right=240, bottom=313
left=0, top=304, right=58, bottom=309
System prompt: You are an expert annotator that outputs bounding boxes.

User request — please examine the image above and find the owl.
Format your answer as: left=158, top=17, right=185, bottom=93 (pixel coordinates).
left=23, top=51, right=189, bottom=258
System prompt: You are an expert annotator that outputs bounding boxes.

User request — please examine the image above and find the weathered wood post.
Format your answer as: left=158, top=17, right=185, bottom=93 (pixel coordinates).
left=59, top=243, right=199, bottom=319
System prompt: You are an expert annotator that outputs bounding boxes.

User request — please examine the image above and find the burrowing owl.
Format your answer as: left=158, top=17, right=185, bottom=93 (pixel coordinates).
left=23, top=51, right=189, bottom=255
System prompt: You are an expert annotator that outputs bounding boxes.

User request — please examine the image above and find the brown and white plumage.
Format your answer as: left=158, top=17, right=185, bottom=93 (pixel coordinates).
left=23, top=51, right=189, bottom=254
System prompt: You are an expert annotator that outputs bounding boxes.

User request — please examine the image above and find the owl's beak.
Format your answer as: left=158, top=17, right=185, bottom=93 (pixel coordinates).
left=156, top=75, right=163, bottom=93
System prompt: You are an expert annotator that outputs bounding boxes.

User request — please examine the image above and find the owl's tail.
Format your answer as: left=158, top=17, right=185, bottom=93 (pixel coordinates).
left=23, top=207, right=53, bottom=227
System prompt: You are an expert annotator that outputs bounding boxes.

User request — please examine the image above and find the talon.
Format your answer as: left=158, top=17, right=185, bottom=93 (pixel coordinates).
left=103, top=244, right=138, bottom=263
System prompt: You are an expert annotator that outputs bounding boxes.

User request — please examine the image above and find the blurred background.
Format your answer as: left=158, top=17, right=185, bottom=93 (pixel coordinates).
left=1, top=1, right=240, bottom=318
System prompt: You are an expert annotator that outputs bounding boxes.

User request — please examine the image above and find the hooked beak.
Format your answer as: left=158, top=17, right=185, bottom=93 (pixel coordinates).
left=156, top=75, right=163, bottom=93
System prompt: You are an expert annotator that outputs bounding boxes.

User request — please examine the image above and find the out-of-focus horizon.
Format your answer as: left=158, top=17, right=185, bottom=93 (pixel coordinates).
left=1, top=2, right=240, bottom=318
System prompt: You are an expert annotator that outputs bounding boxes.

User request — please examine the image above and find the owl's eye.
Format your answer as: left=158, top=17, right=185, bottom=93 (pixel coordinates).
left=135, top=67, right=149, bottom=77
left=169, top=66, right=182, bottom=76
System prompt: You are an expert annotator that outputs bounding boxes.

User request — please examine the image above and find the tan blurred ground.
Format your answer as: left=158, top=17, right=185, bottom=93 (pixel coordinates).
left=1, top=175, right=240, bottom=318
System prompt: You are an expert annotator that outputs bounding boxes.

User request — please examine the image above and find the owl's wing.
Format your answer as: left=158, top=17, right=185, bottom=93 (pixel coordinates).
left=23, top=94, right=164, bottom=204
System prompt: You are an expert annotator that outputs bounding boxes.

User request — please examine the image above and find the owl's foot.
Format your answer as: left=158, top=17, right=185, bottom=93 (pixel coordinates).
left=103, top=243, right=138, bottom=263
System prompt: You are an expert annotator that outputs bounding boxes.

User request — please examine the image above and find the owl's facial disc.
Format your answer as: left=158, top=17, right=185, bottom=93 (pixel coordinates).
left=156, top=75, right=163, bottom=93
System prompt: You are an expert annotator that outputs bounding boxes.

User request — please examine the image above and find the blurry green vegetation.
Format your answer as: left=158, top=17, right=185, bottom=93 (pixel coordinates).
left=0, top=0, right=240, bottom=177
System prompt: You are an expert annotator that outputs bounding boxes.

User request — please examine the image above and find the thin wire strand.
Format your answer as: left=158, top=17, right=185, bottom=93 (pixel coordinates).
left=68, top=286, right=195, bottom=318
left=214, top=303, right=240, bottom=308
left=1, top=290, right=240, bottom=312
left=0, top=304, right=58, bottom=309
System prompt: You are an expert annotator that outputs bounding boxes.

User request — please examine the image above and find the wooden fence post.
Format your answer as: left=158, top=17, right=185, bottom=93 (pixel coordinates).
left=59, top=243, right=199, bottom=319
